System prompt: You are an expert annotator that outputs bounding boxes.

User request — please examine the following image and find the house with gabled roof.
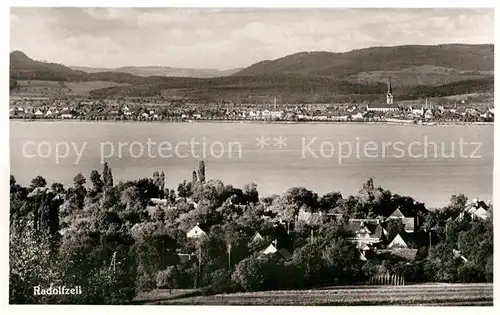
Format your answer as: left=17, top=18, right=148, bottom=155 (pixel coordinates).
left=186, top=223, right=209, bottom=239
left=463, top=198, right=491, bottom=220
left=260, top=240, right=292, bottom=260
left=347, top=219, right=387, bottom=248
left=387, top=207, right=416, bottom=233
left=388, top=208, right=405, bottom=218
left=387, top=231, right=417, bottom=249
left=297, top=208, right=324, bottom=226
left=249, top=224, right=288, bottom=247
left=387, top=233, right=408, bottom=249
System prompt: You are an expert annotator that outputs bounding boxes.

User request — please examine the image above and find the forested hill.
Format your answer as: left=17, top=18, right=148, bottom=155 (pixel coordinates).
left=234, top=44, right=493, bottom=77
left=9, top=45, right=494, bottom=101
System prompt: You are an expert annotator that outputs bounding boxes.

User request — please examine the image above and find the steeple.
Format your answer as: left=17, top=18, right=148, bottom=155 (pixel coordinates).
left=386, top=78, right=394, bottom=105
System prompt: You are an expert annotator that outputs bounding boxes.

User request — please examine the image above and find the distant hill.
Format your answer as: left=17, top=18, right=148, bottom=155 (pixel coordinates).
left=9, top=46, right=494, bottom=102
left=87, top=74, right=493, bottom=104
left=10, top=50, right=86, bottom=80
left=87, top=74, right=387, bottom=103
left=70, top=65, right=241, bottom=78
left=234, top=44, right=494, bottom=86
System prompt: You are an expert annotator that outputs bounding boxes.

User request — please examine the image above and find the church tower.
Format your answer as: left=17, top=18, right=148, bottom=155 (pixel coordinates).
left=386, top=78, right=394, bottom=105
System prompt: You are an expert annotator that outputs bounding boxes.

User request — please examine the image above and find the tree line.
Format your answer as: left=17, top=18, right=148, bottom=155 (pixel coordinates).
left=9, top=162, right=493, bottom=304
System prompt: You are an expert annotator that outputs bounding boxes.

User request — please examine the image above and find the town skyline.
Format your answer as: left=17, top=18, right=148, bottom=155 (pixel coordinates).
left=10, top=8, right=494, bottom=69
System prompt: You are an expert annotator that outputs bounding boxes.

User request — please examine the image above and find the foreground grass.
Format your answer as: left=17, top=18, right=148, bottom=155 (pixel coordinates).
left=150, top=283, right=493, bottom=306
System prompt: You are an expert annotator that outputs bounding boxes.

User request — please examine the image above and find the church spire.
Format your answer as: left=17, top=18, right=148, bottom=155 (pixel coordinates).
left=386, top=78, right=394, bottom=105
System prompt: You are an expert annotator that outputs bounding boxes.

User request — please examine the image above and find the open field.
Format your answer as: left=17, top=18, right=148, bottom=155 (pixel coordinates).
left=347, top=65, right=492, bottom=87
left=64, top=81, right=131, bottom=94
left=12, top=80, right=130, bottom=97
left=149, top=283, right=493, bottom=306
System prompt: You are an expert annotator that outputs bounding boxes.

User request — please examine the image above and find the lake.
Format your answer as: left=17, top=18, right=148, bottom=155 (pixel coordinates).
left=10, top=121, right=493, bottom=208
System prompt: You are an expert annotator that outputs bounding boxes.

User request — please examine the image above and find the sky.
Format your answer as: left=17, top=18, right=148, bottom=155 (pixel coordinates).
left=10, top=8, right=494, bottom=70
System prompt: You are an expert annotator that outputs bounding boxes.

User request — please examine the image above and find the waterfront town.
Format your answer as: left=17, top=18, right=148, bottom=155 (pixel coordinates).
left=9, top=82, right=494, bottom=124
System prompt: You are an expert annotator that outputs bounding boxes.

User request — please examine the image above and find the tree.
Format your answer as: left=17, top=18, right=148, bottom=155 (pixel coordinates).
left=103, top=162, right=114, bottom=189
left=9, top=227, right=63, bottom=303
left=30, top=176, right=47, bottom=189
left=120, top=187, right=142, bottom=213
left=321, top=238, right=360, bottom=282
left=285, top=187, right=319, bottom=210
left=156, top=266, right=179, bottom=293
left=177, top=180, right=192, bottom=198
left=358, top=178, right=376, bottom=203
left=159, top=172, right=166, bottom=197
left=290, top=243, right=325, bottom=285
left=192, top=171, right=198, bottom=183
left=386, top=219, right=406, bottom=241
left=73, top=173, right=86, bottom=188
left=90, top=170, right=104, bottom=193
left=152, top=171, right=160, bottom=187
left=10, top=175, right=16, bottom=187
left=231, top=255, right=265, bottom=291
left=243, top=182, right=259, bottom=204
left=319, top=192, right=342, bottom=211
left=424, top=242, right=460, bottom=282
left=198, top=160, right=206, bottom=183
left=51, top=182, right=65, bottom=194
left=210, top=269, right=232, bottom=293
left=445, top=194, right=468, bottom=218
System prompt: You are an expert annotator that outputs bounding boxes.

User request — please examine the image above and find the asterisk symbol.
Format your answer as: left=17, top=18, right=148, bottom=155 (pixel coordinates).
left=255, top=135, right=270, bottom=149
left=274, top=136, right=288, bottom=149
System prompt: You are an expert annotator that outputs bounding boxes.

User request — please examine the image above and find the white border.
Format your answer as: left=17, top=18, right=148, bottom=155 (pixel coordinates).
left=1, top=1, right=498, bottom=315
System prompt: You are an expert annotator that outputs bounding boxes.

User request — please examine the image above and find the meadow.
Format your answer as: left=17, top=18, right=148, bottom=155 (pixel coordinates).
left=152, top=283, right=493, bottom=306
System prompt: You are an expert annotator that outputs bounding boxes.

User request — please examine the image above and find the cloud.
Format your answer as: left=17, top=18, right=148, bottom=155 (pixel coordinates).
left=10, top=8, right=494, bottom=69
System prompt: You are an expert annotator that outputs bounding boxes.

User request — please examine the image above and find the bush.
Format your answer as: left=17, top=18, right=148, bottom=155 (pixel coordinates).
left=137, top=273, right=156, bottom=292
left=211, top=269, right=233, bottom=294
left=156, top=266, right=178, bottom=293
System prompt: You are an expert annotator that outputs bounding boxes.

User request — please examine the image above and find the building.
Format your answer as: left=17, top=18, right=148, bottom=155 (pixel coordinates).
left=186, top=223, right=208, bottom=239
left=463, top=198, right=491, bottom=220
left=262, top=110, right=284, bottom=119
left=367, top=79, right=400, bottom=112
left=351, top=112, right=364, bottom=120
left=386, top=78, right=394, bottom=105
left=387, top=208, right=416, bottom=233
left=424, top=109, right=434, bottom=120
left=346, top=219, right=387, bottom=248
left=261, top=241, right=292, bottom=259
left=387, top=233, right=409, bottom=249
left=366, top=102, right=399, bottom=112
left=249, top=224, right=289, bottom=247
left=410, top=106, right=424, bottom=116
left=297, top=209, right=324, bottom=226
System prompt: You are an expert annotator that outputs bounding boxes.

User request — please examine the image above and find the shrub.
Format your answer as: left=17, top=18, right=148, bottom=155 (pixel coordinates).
left=156, top=266, right=179, bottom=293
left=211, top=269, right=233, bottom=294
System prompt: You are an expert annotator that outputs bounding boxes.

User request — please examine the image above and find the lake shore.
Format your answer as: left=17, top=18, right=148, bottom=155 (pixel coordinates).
left=9, top=118, right=494, bottom=126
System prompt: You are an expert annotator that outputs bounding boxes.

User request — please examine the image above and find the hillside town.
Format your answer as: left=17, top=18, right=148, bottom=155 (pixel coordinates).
left=9, top=81, right=494, bottom=124
left=10, top=163, right=494, bottom=304
left=173, top=192, right=492, bottom=274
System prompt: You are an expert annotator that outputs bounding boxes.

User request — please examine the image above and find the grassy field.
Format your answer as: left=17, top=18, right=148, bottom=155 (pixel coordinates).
left=12, top=80, right=130, bottom=97
left=147, top=283, right=493, bottom=306
left=64, top=81, right=130, bottom=95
